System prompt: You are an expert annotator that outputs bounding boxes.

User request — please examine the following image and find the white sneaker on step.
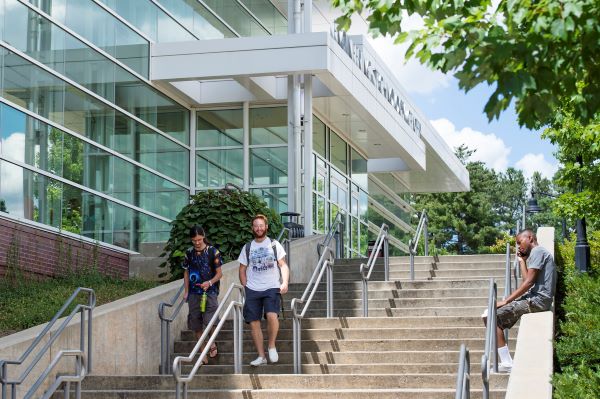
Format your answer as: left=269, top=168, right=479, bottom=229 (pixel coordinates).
left=497, top=363, right=512, bottom=373
left=250, top=356, right=267, bottom=366
left=268, top=347, right=279, bottom=363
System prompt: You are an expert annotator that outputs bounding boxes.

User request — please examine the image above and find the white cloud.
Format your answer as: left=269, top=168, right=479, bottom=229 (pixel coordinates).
left=369, top=35, right=451, bottom=95
left=515, top=153, right=558, bottom=180
left=431, top=118, right=511, bottom=172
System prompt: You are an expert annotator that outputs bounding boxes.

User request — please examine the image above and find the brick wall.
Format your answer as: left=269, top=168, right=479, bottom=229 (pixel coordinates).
left=0, top=217, right=129, bottom=279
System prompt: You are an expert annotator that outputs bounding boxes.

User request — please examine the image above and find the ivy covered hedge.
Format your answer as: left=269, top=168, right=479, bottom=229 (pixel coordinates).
left=553, top=231, right=600, bottom=399
left=160, top=188, right=282, bottom=279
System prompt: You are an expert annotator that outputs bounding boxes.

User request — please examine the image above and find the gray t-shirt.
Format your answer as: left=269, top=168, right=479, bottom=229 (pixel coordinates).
left=526, top=245, right=556, bottom=310
left=237, top=238, right=286, bottom=291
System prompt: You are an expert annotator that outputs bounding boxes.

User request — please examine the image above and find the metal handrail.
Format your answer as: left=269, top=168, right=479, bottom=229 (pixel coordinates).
left=158, top=283, right=186, bottom=374
left=290, top=245, right=335, bottom=374
left=455, top=344, right=471, bottom=399
left=408, top=210, right=429, bottom=280
left=360, top=223, right=389, bottom=317
left=173, top=283, right=245, bottom=399
left=317, top=211, right=344, bottom=258
left=481, top=279, right=498, bottom=399
left=27, top=350, right=85, bottom=399
left=503, top=243, right=514, bottom=344
left=0, top=287, right=95, bottom=399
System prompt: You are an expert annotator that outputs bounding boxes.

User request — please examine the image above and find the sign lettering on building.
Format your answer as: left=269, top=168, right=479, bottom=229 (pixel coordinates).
left=330, top=28, right=422, bottom=136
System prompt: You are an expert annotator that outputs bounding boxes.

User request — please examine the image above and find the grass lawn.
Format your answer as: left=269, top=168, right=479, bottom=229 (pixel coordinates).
left=0, top=272, right=160, bottom=338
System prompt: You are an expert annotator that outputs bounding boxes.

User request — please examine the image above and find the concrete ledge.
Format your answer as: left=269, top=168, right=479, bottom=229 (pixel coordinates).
left=505, top=311, right=554, bottom=399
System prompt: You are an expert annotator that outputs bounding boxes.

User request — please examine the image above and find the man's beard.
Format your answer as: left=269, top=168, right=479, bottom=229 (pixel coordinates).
left=253, top=230, right=267, bottom=239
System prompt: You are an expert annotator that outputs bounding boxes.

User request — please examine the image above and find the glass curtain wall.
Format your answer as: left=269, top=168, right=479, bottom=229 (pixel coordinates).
left=249, top=106, right=287, bottom=213
left=196, top=108, right=244, bottom=188
left=312, top=115, right=369, bottom=257
left=0, top=0, right=192, bottom=252
left=24, top=0, right=150, bottom=77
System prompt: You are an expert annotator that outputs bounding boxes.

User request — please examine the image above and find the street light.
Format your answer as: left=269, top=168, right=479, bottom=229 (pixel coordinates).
left=525, top=191, right=568, bottom=241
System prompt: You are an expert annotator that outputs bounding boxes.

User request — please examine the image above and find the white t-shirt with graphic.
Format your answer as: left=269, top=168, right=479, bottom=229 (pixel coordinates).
left=237, top=238, right=286, bottom=291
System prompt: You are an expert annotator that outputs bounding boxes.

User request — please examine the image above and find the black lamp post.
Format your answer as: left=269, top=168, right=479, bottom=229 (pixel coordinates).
left=574, top=155, right=590, bottom=273
left=525, top=193, right=568, bottom=241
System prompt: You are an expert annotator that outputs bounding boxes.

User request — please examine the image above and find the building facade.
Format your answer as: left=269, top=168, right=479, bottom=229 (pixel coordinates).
left=0, top=0, right=469, bottom=261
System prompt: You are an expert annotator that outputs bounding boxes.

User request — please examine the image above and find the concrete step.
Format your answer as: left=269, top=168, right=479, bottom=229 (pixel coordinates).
left=172, top=349, right=489, bottom=365
left=180, top=326, right=487, bottom=341
left=57, top=388, right=507, bottom=399
left=288, top=279, right=499, bottom=291
left=293, top=306, right=486, bottom=318
left=174, top=337, right=487, bottom=353
left=182, top=316, right=488, bottom=330
left=284, top=287, right=492, bottom=300
left=292, top=297, right=487, bottom=310
left=78, top=374, right=509, bottom=390
left=332, top=271, right=433, bottom=280
left=180, top=362, right=487, bottom=375
left=432, top=269, right=506, bottom=278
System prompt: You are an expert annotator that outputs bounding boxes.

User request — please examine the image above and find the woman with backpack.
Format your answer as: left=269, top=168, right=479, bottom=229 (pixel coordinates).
left=182, top=225, right=222, bottom=364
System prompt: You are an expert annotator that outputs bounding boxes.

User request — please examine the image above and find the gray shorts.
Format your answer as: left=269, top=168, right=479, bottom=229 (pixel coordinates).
left=187, top=293, right=219, bottom=332
left=497, top=296, right=546, bottom=330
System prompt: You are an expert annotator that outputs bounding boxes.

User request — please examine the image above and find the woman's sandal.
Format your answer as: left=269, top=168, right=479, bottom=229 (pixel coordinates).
left=209, top=343, right=218, bottom=358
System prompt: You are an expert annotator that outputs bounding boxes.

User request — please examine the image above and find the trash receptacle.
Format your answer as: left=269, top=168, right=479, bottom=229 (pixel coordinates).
left=367, top=240, right=382, bottom=257
left=281, top=211, right=304, bottom=239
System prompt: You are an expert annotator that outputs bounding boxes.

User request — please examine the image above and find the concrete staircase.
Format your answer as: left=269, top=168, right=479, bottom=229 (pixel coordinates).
left=58, top=254, right=511, bottom=398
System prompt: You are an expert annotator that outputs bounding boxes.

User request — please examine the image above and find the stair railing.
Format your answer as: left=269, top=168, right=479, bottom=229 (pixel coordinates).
left=455, top=344, right=471, bottom=399
left=317, top=211, right=343, bottom=259
left=503, top=243, right=513, bottom=344
left=408, top=210, right=428, bottom=280
left=360, top=223, right=389, bottom=317
left=173, top=283, right=245, bottom=399
left=158, top=284, right=186, bottom=374
left=0, top=287, right=95, bottom=399
left=290, top=245, right=335, bottom=374
left=481, top=278, right=498, bottom=399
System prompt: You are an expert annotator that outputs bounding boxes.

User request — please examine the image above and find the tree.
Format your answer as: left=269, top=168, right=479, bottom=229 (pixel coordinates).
left=412, top=145, right=503, bottom=254
left=542, top=111, right=600, bottom=229
left=333, top=0, right=600, bottom=128
left=160, top=188, right=283, bottom=279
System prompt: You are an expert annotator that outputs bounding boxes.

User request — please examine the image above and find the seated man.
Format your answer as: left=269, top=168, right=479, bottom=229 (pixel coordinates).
left=485, top=228, right=556, bottom=372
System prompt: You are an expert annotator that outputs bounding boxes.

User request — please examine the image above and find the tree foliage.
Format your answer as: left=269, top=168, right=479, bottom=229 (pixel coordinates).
left=542, top=111, right=600, bottom=229
left=160, top=188, right=283, bottom=279
left=333, top=0, right=600, bottom=128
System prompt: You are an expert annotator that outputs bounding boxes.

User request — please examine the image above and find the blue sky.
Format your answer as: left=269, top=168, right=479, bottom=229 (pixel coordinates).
left=368, top=31, right=559, bottom=182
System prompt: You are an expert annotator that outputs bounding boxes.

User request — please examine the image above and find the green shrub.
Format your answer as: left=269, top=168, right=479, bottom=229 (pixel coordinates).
left=160, top=188, right=282, bottom=279
left=553, top=230, right=600, bottom=398
left=486, top=233, right=516, bottom=254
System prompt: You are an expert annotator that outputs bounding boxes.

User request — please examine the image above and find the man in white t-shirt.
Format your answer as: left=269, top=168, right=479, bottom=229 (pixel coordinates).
left=238, top=214, right=289, bottom=366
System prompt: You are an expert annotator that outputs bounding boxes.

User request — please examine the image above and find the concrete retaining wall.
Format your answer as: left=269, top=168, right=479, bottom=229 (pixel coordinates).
left=505, top=226, right=555, bottom=399
left=0, top=235, right=326, bottom=397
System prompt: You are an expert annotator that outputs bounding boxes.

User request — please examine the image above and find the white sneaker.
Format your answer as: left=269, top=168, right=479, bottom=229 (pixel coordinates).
left=497, top=363, right=512, bottom=373
left=250, top=356, right=267, bottom=367
left=268, top=347, right=279, bottom=363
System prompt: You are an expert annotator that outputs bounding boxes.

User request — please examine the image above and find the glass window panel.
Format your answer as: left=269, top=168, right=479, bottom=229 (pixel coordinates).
left=196, top=148, right=243, bottom=188
left=156, top=0, right=236, bottom=39
left=0, top=50, right=189, bottom=185
left=250, top=187, right=287, bottom=214
left=197, top=109, right=243, bottom=147
left=98, top=0, right=195, bottom=43
left=250, top=107, right=287, bottom=145
left=27, top=0, right=149, bottom=77
left=0, top=103, right=187, bottom=219
left=312, top=115, right=326, bottom=158
left=351, top=148, right=368, bottom=189
left=330, top=130, right=347, bottom=174
left=250, top=147, right=287, bottom=185
left=239, top=0, right=287, bottom=34
left=202, top=0, right=269, bottom=36
left=359, top=190, right=368, bottom=221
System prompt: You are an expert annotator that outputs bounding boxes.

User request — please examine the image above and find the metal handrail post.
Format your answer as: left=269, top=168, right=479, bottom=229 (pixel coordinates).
left=409, top=239, right=415, bottom=281
left=424, top=214, right=429, bottom=256
left=362, top=278, right=368, bottom=317
left=503, top=243, right=511, bottom=344
left=384, top=236, right=389, bottom=282
left=480, top=278, right=498, bottom=399
left=327, top=260, right=333, bottom=318
left=455, top=344, right=470, bottom=399
left=158, top=284, right=185, bottom=374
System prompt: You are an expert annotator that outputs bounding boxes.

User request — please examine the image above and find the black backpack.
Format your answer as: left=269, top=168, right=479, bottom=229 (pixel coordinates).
left=185, top=246, right=220, bottom=290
